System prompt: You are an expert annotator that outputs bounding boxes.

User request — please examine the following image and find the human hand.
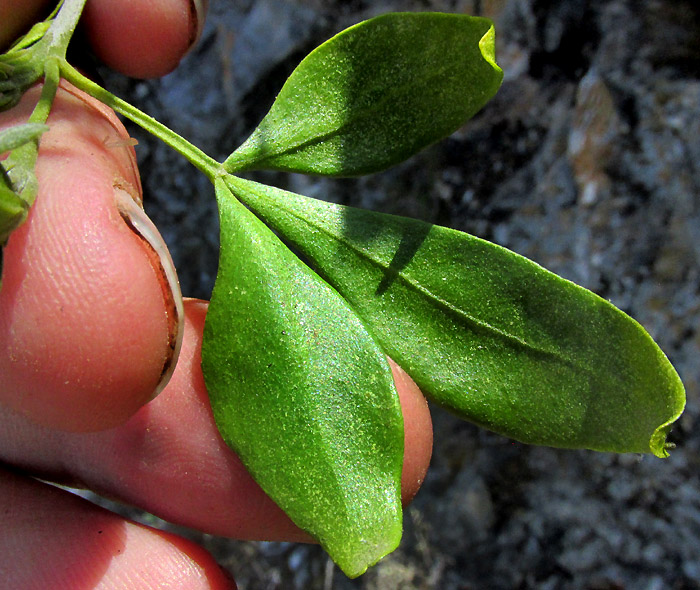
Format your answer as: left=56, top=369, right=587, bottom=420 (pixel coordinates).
left=0, top=2, right=434, bottom=588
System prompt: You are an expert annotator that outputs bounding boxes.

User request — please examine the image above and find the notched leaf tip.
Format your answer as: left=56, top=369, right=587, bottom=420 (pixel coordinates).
left=478, top=20, right=502, bottom=75
left=650, top=418, right=683, bottom=459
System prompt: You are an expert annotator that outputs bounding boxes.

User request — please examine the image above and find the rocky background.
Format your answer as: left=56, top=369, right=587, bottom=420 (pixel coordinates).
left=99, top=0, right=700, bottom=588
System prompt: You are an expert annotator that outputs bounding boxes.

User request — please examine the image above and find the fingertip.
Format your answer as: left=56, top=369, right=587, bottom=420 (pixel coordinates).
left=389, top=358, right=433, bottom=505
left=0, top=83, right=177, bottom=432
left=0, top=470, right=236, bottom=590
left=82, top=0, right=207, bottom=78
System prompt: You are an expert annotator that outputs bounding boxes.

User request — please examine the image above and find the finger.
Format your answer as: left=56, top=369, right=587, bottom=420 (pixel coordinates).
left=81, top=0, right=208, bottom=78
left=0, top=81, right=181, bottom=432
left=0, top=299, right=433, bottom=543
left=0, top=0, right=51, bottom=50
left=0, top=469, right=236, bottom=590
left=389, top=357, right=433, bottom=505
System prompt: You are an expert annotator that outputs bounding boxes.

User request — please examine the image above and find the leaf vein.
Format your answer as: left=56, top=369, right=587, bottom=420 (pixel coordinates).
left=270, top=199, right=575, bottom=367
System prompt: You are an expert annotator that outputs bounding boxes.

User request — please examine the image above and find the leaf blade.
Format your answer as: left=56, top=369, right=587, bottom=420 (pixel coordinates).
left=202, top=180, right=404, bottom=577
left=228, top=176, right=686, bottom=458
left=223, top=12, right=503, bottom=176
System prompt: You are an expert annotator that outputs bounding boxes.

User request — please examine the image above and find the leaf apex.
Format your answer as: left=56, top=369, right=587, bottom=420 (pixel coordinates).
left=649, top=397, right=685, bottom=458
left=478, top=19, right=502, bottom=78
left=333, top=519, right=403, bottom=579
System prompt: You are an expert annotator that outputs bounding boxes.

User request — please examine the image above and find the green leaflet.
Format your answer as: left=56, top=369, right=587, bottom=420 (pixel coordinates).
left=227, top=175, right=686, bottom=458
left=0, top=123, right=49, bottom=244
left=223, top=12, right=503, bottom=177
left=0, top=25, right=49, bottom=112
left=202, top=180, right=404, bottom=578
left=0, top=181, right=27, bottom=246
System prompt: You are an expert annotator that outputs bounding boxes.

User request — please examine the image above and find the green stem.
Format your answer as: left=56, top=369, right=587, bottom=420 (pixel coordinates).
left=36, top=0, right=88, bottom=60
left=60, top=63, right=221, bottom=180
left=30, top=58, right=60, bottom=124
left=3, top=58, right=61, bottom=210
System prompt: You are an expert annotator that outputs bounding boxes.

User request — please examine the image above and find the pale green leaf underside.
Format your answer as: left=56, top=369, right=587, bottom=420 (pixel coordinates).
left=228, top=176, right=686, bottom=458
left=224, top=12, right=503, bottom=177
left=0, top=123, right=48, bottom=155
left=202, top=180, right=404, bottom=577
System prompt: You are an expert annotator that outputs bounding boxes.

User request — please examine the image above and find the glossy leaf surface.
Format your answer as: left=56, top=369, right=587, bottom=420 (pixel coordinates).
left=228, top=176, right=686, bottom=458
left=223, top=12, right=503, bottom=176
left=202, top=180, right=404, bottom=577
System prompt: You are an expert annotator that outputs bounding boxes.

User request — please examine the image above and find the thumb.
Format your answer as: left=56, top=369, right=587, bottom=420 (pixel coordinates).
left=0, top=81, right=182, bottom=432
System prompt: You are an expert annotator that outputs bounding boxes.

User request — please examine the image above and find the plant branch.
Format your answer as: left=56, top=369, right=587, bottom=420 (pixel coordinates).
left=60, top=63, right=221, bottom=179
left=39, top=0, right=88, bottom=59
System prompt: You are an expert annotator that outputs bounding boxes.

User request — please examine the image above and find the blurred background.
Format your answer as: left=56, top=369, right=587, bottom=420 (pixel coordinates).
left=100, top=1, right=700, bottom=588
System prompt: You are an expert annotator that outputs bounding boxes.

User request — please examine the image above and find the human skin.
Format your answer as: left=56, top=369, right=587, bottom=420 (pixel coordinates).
left=81, top=0, right=209, bottom=78
left=0, top=0, right=52, bottom=50
left=0, top=2, right=434, bottom=588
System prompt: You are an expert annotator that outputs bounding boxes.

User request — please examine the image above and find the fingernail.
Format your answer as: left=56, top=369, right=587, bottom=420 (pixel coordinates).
left=219, top=565, right=239, bottom=590
left=114, top=187, right=184, bottom=400
left=188, top=0, right=207, bottom=51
